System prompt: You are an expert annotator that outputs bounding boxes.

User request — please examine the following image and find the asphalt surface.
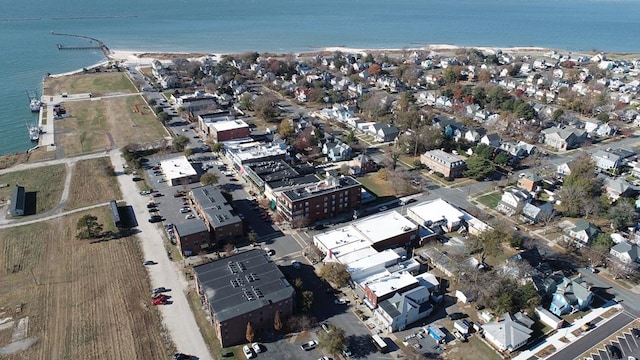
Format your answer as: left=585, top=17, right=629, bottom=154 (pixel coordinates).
left=548, top=311, right=636, bottom=360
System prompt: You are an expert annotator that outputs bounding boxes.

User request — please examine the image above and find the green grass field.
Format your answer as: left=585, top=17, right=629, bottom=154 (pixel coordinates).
left=477, top=193, right=501, bottom=209
left=43, top=72, right=136, bottom=97
left=0, top=164, right=66, bottom=215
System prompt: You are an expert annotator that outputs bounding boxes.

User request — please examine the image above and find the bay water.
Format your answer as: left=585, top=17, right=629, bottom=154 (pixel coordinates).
left=1, top=0, right=639, bottom=155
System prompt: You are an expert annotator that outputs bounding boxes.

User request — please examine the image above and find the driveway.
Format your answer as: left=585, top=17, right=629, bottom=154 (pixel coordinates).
left=109, top=151, right=212, bottom=359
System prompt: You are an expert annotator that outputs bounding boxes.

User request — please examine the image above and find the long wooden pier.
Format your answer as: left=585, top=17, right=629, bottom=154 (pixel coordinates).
left=51, top=32, right=110, bottom=57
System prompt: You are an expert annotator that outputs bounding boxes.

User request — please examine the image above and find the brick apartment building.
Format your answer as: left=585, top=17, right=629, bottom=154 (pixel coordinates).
left=276, top=174, right=361, bottom=227
left=207, top=119, right=250, bottom=142
left=190, top=185, right=244, bottom=245
left=420, top=149, right=467, bottom=179
left=193, top=249, right=295, bottom=347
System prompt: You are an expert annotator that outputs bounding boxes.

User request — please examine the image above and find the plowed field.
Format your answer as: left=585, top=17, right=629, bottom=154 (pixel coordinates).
left=0, top=206, right=171, bottom=359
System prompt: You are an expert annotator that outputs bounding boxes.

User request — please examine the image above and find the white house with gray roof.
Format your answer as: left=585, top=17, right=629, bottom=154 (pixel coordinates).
left=482, top=312, right=533, bottom=352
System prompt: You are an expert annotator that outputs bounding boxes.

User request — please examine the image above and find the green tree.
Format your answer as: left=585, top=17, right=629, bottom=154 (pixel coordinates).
left=200, top=172, right=218, bottom=186
left=443, top=67, right=461, bottom=84
left=76, top=214, right=103, bottom=239
left=607, top=201, right=634, bottom=231
left=157, top=112, right=170, bottom=124
left=184, top=147, right=194, bottom=157
left=173, top=135, right=189, bottom=152
left=345, top=130, right=356, bottom=144
left=552, top=109, right=564, bottom=122
left=592, top=233, right=613, bottom=251
left=318, top=262, right=351, bottom=288
left=211, top=142, right=224, bottom=153
left=494, top=152, right=509, bottom=166
left=494, top=292, right=514, bottom=315
left=246, top=321, right=255, bottom=343
left=464, top=155, right=495, bottom=180
left=318, top=324, right=347, bottom=356
left=515, top=102, right=536, bottom=120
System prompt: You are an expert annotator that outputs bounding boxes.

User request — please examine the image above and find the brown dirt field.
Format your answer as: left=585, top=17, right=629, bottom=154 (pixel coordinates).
left=64, top=157, right=122, bottom=210
left=56, top=96, right=167, bottom=156
left=0, top=207, right=172, bottom=360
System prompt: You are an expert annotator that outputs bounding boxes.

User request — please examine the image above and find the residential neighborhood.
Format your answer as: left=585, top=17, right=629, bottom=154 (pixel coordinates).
left=4, top=45, right=640, bottom=360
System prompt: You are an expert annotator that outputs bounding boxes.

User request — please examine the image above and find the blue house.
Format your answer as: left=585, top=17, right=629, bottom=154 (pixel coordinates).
left=549, top=277, right=593, bottom=316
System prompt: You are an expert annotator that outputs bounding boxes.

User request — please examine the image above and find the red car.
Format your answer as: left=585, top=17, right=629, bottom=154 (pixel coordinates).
left=151, top=298, right=168, bottom=305
left=152, top=293, right=169, bottom=301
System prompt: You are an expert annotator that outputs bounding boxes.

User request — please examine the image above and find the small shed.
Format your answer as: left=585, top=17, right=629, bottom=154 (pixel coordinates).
left=426, top=326, right=446, bottom=344
left=455, top=289, right=474, bottom=303
left=535, top=306, right=564, bottom=330
left=9, top=185, right=25, bottom=217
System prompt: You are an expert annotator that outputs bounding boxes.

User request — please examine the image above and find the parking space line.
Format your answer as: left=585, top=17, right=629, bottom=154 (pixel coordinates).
left=617, top=336, right=631, bottom=354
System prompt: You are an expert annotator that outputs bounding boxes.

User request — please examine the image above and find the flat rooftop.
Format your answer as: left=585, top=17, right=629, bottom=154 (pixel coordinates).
left=210, top=119, right=249, bottom=132
left=348, top=249, right=401, bottom=282
left=247, top=160, right=300, bottom=183
left=193, top=249, right=295, bottom=322
left=160, top=156, right=197, bottom=182
left=282, top=175, right=360, bottom=202
left=362, top=271, right=418, bottom=298
left=351, top=211, right=418, bottom=244
left=314, top=225, right=371, bottom=256
left=407, top=198, right=465, bottom=225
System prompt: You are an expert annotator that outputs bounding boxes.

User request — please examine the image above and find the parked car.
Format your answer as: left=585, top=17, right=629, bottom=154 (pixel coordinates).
left=633, top=328, right=640, bottom=338
left=291, top=260, right=302, bottom=269
left=152, top=193, right=163, bottom=197
left=606, top=344, right=622, bottom=359
left=143, top=260, right=156, bottom=265
left=152, top=293, right=169, bottom=301
left=300, top=340, right=318, bottom=351
left=132, top=177, right=143, bottom=182
left=180, top=207, right=191, bottom=213
left=251, top=342, right=262, bottom=353
left=265, top=248, right=275, bottom=256
left=242, top=345, right=255, bottom=359
left=152, top=287, right=169, bottom=294
left=148, top=215, right=163, bottom=223
left=334, top=298, right=350, bottom=305
left=342, top=347, right=352, bottom=358
left=448, top=312, right=467, bottom=320
left=378, top=206, right=388, bottom=212
left=151, top=298, right=168, bottom=305
left=321, top=322, right=332, bottom=333
left=173, top=354, right=190, bottom=360
left=140, top=190, right=151, bottom=195
left=185, top=214, right=196, bottom=219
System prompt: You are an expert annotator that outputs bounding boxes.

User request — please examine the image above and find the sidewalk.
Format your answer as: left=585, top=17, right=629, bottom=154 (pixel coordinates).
left=513, top=303, right=624, bottom=360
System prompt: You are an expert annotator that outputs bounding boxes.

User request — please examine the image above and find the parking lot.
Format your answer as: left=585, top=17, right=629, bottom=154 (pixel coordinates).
left=586, top=327, right=640, bottom=360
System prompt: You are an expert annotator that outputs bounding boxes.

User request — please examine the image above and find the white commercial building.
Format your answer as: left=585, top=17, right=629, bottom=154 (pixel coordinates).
left=160, top=156, right=198, bottom=186
left=407, top=198, right=490, bottom=235
left=224, top=140, right=288, bottom=168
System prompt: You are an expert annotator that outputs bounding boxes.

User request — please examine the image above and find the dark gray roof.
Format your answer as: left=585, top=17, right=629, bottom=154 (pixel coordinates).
left=247, top=160, right=299, bottom=182
left=190, top=185, right=241, bottom=229
left=175, top=220, right=209, bottom=237
left=9, top=185, right=25, bottom=215
left=281, top=175, right=360, bottom=202
left=267, top=174, right=320, bottom=190
left=193, top=249, right=295, bottom=322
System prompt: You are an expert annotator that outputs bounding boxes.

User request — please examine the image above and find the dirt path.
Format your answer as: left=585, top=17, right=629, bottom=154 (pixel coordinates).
left=109, top=151, right=213, bottom=359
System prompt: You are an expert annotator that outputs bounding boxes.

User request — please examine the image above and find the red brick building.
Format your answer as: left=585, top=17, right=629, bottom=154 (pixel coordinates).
left=276, top=175, right=361, bottom=227
left=205, top=119, right=250, bottom=142
left=193, top=249, right=295, bottom=347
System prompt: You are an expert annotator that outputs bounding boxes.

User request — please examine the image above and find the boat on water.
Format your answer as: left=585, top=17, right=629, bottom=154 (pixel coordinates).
left=30, top=98, right=42, bottom=112
left=29, top=125, right=40, bottom=142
